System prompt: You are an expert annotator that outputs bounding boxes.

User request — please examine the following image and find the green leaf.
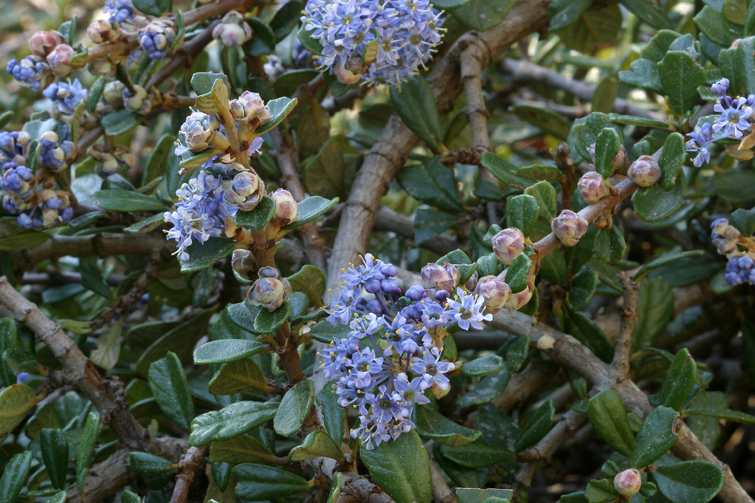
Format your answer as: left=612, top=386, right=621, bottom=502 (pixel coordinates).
left=149, top=352, right=194, bottom=430
left=0, top=111, right=13, bottom=130
left=594, top=78, right=620, bottom=116
left=413, top=403, right=481, bottom=447
left=632, top=171, right=687, bottom=222
left=609, top=113, right=670, bottom=129
left=288, top=265, right=326, bottom=306
left=457, top=367, right=511, bottom=408
left=724, top=0, right=747, bottom=24
left=317, top=381, right=346, bottom=444
left=731, top=207, right=755, bottom=236
left=101, top=110, right=144, bottom=136
left=456, top=489, right=513, bottom=503
left=189, top=401, right=279, bottom=446
left=549, top=0, right=592, bottom=31
left=439, top=438, right=516, bottom=469
left=129, top=452, right=176, bottom=490
left=211, top=434, right=278, bottom=464
left=81, top=263, right=112, bottom=299
left=303, top=138, right=346, bottom=199
left=414, top=209, right=457, bottom=245
left=247, top=17, right=277, bottom=56
left=136, top=310, right=213, bottom=374
left=657, top=52, right=706, bottom=115
left=270, top=0, right=303, bottom=41
left=257, top=97, right=298, bottom=135
left=389, top=75, right=443, bottom=149
left=695, top=6, right=742, bottom=47
left=556, top=4, right=623, bottom=54
left=298, top=26, right=323, bottom=55
left=450, top=0, right=515, bottom=31
left=524, top=181, right=558, bottom=221
left=94, top=189, right=164, bottom=212
left=568, top=113, right=624, bottom=164
left=121, top=491, right=140, bottom=503
left=658, top=133, right=686, bottom=191
left=76, top=412, right=100, bottom=495
left=274, top=380, right=314, bottom=437
left=505, top=253, right=532, bottom=294
left=594, top=225, right=626, bottom=263
left=461, top=354, right=505, bottom=377
left=587, top=389, right=635, bottom=458
left=584, top=479, right=618, bottom=503
left=653, top=461, right=724, bottom=503
left=685, top=408, right=755, bottom=423
left=713, top=169, right=755, bottom=203
left=45, top=491, right=67, bottom=503
left=133, top=0, right=171, bottom=16
left=632, top=251, right=705, bottom=281
left=235, top=196, right=276, bottom=230
left=194, top=339, right=265, bottom=365
left=659, top=348, right=697, bottom=411
left=398, top=157, right=464, bottom=213
left=0, top=384, right=37, bottom=436
left=632, top=278, right=674, bottom=350
left=178, top=236, right=235, bottom=272
left=505, top=335, right=530, bottom=373
left=507, top=194, right=539, bottom=237
left=632, top=406, right=678, bottom=468
left=516, top=164, right=563, bottom=181
left=512, top=105, right=571, bottom=140
left=562, top=304, right=615, bottom=363
left=360, top=429, right=432, bottom=503
left=515, top=401, right=555, bottom=453
left=283, top=196, right=339, bottom=231
left=234, top=463, right=310, bottom=500
left=570, top=268, right=598, bottom=311
left=0, top=232, right=50, bottom=251
left=594, top=128, right=621, bottom=178
left=208, top=358, right=268, bottom=395
left=41, top=428, right=69, bottom=490
left=290, top=430, right=344, bottom=461
left=141, top=134, right=176, bottom=187
left=0, top=452, right=33, bottom=503
left=254, top=302, right=291, bottom=333
left=481, top=153, right=536, bottom=188
left=619, top=0, right=673, bottom=29
left=620, top=58, right=664, bottom=94
left=648, top=255, right=720, bottom=287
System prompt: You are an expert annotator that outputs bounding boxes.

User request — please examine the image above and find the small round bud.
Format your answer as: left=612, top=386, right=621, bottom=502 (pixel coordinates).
left=123, top=85, right=150, bottom=114
left=30, top=31, right=66, bottom=57
left=88, top=20, right=121, bottom=44
left=224, top=171, right=263, bottom=211
left=614, top=469, right=642, bottom=498
left=491, top=228, right=525, bottom=265
left=628, top=155, right=661, bottom=187
left=270, top=188, right=298, bottom=225
left=232, top=249, right=255, bottom=278
left=405, top=285, right=428, bottom=301
left=230, top=91, right=271, bottom=126
left=421, top=263, right=460, bottom=293
left=578, top=171, right=608, bottom=204
left=88, top=57, right=114, bottom=76
left=212, top=12, right=252, bottom=49
left=465, top=270, right=479, bottom=291
left=248, top=276, right=292, bottom=311
left=613, top=144, right=629, bottom=173
left=474, top=275, right=512, bottom=314
left=47, top=44, right=75, bottom=77
left=711, top=77, right=730, bottom=95
left=551, top=210, right=588, bottom=247
left=139, top=20, right=177, bottom=59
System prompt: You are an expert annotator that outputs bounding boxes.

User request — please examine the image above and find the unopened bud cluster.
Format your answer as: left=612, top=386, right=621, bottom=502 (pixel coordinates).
left=249, top=267, right=292, bottom=311
left=212, top=11, right=252, bottom=49
left=710, top=218, right=755, bottom=286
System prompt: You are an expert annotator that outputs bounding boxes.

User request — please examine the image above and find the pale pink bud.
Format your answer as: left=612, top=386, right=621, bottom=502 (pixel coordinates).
left=421, top=263, right=460, bottom=293
left=614, top=469, right=642, bottom=498
left=212, top=12, right=252, bottom=49
left=47, top=44, right=75, bottom=77
left=224, top=171, right=262, bottom=211
left=232, top=249, right=255, bottom=278
left=270, top=188, right=298, bottom=225
left=88, top=20, right=121, bottom=44
left=248, top=276, right=292, bottom=311
left=578, top=171, right=608, bottom=204
left=334, top=59, right=361, bottom=84
left=30, top=31, right=66, bottom=57
left=551, top=210, right=588, bottom=247
left=504, top=279, right=534, bottom=311
left=491, top=228, right=525, bottom=265
left=474, top=276, right=512, bottom=314
left=628, top=155, right=661, bottom=187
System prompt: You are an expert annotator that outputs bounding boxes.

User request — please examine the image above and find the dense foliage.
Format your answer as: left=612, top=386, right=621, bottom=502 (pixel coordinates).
left=1, top=0, right=755, bottom=502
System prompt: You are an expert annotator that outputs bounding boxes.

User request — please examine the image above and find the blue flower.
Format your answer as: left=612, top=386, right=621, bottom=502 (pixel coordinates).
left=725, top=255, right=755, bottom=286
left=711, top=78, right=729, bottom=95
left=104, top=0, right=135, bottom=27
left=411, top=347, right=455, bottom=391
left=43, top=79, right=88, bottom=115
left=347, top=347, right=385, bottom=388
left=391, top=373, right=430, bottom=415
left=139, top=20, right=177, bottom=60
left=713, top=96, right=753, bottom=139
left=368, top=384, right=405, bottom=423
left=686, top=122, right=712, bottom=167
left=7, top=56, right=51, bottom=92
left=442, top=288, right=492, bottom=330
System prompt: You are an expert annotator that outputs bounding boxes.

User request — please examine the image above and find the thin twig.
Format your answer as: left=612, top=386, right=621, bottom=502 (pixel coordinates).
left=426, top=442, right=459, bottom=503
left=168, top=445, right=210, bottom=503
left=613, top=272, right=641, bottom=379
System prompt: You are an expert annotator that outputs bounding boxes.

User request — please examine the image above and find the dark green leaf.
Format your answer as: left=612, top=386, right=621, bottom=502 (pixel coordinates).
left=632, top=251, right=705, bottom=281
left=298, top=26, right=323, bottom=55
left=317, top=381, right=346, bottom=444
left=653, top=461, right=724, bottom=503
left=389, top=75, right=443, bottom=149
left=121, top=491, right=140, bottom=503
left=456, top=488, right=514, bottom=503
left=257, top=97, right=298, bottom=135
left=414, top=209, right=457, bottom=245
left=619, top=0, right=673, bottom=29
left=0, top=232, right=50, bottom=251
left=303, top=138, right=346, bottom=199
left=413, top=403, right=481, bottom=447
left=512, top=105, right=571, bottom=140
left=41, top=428, right=69, bottom=490
left=439, top=437, right=517, bottom=470
left=594, top=128, right=620, bottom=178
left=632, top=406, right=679, bottom=468
left=290, top=429, right=344, bottom=461
left=570, top=268, right=598, bottom=311
left=695, top=6, right=742, bottom=47
left=270, top=1, right=304, bottom=41
left=731, top=207, right=755, bottom=236
left=194, top=339, right=265, bottom=365
left=76, top=412, right=100, bottom=495
left=133, top=0, right=171, bottom=16
left=274, top=380, right=315, bottom=437
left=713, top=169, right=755, bottom=203
left=620, top=59, right=664, bottom=94
left=516, top=164, right=564, bottom=181
left=506, top=254, right=532, bottom=294
left=235, top=196, right=276, bottom=230
left=461, top=354, right=505, bottom=376
left=507, top=194, right=539, bottom=237
left=254, top=302, right=291, bottom=333
left=94, top=189, right=164, bottom=212
left=209, top=358, right=268, bottom=395
left=562, top=303, right=615, bottom=363
left=288, top=265, right=326, bottom=306
left=247, top=17, right=277, bottom=56
left=178, top=237, right=235, bottom=272
left=100, top=110, right=144, bottom=136
left=233, top=463, right=310, bottom=500
left=556, top=4, right=623, bottom=54
left=657, top=52, right=706, bottom=115
left=594, top=225, right=626, bottom=263
left=149, top=352, right=194, bottom=430
left=609, top=113, right=670, bottom=129
left=189, top=401, right=279, bottom=446
left=632, top=278, right=674, bottom=351
left=515, top=401, right=555, bottom=453
left=450, top=0, right=515, bottom=31
left=283, top=196, right=339, bottom=231
left=587, top=389, right=635, bottom=457
left=0, top=452, right=33, bottom=503
left=129, top=452, right=176, bottom=490
left=632, top=171, right=687, bottom=222
left=361, top=429, right=432, bottom=503
left=398, top=157, right=464, bottom=213
left=659, top=348, right=697, bottom=411
left=524, top=181, right=558, bottom=221
left=659, top=133, right=686, bottom=191
left=648, top=255, right=720, bottom=287
left=457, top=367, right=511, bottom=408
left=210, top=434, right=278, bottom=464
left=505, top=335, right=530, bottom=373
left=549, top=0, right=592, bottom=31
left=684, top=408, right=755, bottom=423
left=584, top=479, right=618, bottom=503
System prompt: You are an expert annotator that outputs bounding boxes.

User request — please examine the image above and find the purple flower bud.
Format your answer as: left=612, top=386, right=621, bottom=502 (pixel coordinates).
left=381, top=278, right=400, bottom=293
left=139, top=20, right=177, bottom=59
left=365, top=278, right=382, bottom=293
left=30, top=31, right=66, bottom=57
left=248, top=276, right=292, bottom=311
left=465, top=270, right=479, bottom=291
left=365, top=299, right=383, bottom=314
left=259, top=266, right=279, bottom=278
left=224, top=171, right=263, bottom=211
left=405, top=285, right=427, bottom=301
left=270, top=188, right=298, bottom=225
left=435, top=289, right=451, bottom=302
left=614, top=469, right=642, bottom=498
left=88, top=57, right=114, bottom=76
left=232, top=249, right=255, bottom=278
left=711, top=77, right=730, bottom=95
left=421, top=262, right=460, bottom=292
left=628, top=155, right=661, bottom=187
left=613, top=144, right=629, bottom=172
left=474, top=275, right=512, bottom=314
left=212, top=11, right=252, bottom=49
left=381, top=263, right=398, bottom=277
left=47, top=44, right=75, bottom=77
left=492, top=228, right=525, bottom=265
left=551, top=210, right=588, bottom=247
left=578, top=171, right=608, bottom=204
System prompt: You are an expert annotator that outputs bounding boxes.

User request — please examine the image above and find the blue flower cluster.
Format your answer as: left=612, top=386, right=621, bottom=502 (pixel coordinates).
left=301, top=0, right=444, bottom=86
left=321, top=254, right=491, bottom=449
left=6, top=56, right=51, bottom=93
left=711, top=218, right=755, bottom=286
left=687, top=78, right=755, bottom=167
left=104, top=0, right=136, bottom=28
left=164, top=171, right=238, bottom=261
left=43, top=79, right=88, bottom=116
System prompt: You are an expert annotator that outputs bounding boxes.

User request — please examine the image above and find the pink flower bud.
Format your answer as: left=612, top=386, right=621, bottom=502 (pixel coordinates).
left=551, top=210, right=588, bottom=247
left=421, top=263, right=460, bottom=293
left=230, top=91, right=271, bottom=127
left=270, top=188, right=298, bottom=225
left=465, top=270, right=479, bottom=291
left=334, top=59, right=362, bottom=84
left=578, top=171, right=608, bottom=204
left=614, top=469, right=642, bottom=498
left=47, top=44, right=75, bottom=77
left=232, top=249, right=255, bottom=278
left=30, top=31, right=66, bottom=57
left=628, top=155, right=661, bottom=187
left=504, top=279, right=534, bottom=311
left=474, top=276, right=512, bottom=314
left=492, top=228, right=525, bottom=265
left=248, top=276, right=292, bottom=311
left=88, top=20, right=121, bottom=44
